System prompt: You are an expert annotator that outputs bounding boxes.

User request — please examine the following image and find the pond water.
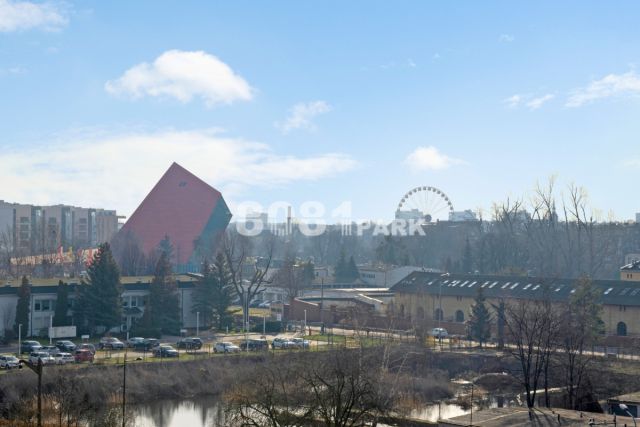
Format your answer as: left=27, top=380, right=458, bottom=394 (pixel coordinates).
left=132, top=396, right=515, bottom=426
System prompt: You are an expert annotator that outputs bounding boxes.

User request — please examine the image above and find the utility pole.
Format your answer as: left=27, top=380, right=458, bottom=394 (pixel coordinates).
left=122, top=347, right=127, bottom=427
left=17, top=323, right=21, bottom=357
left=21, top=358, right=42, bottom=427
left=196, top=312, right=200, bottom=336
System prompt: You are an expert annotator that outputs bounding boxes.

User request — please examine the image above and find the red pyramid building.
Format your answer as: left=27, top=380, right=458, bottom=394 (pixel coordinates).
left=119, top=162, right=231, bottom=269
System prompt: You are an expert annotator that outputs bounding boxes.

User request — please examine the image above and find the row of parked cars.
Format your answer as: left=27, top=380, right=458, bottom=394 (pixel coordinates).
left=20, top=340, right=96, bottom=365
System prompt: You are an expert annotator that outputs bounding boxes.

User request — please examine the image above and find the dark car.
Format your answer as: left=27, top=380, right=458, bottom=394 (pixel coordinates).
left=20, top=340, right=42, bottom=354
left=74, top=349, right=94, bottom=363
left=56, top=340, right=77, bottom=352
left=134, top=338, right=159, bottom=351
left=239, top=339, right=269, bottom=351
left=176, top=337, right=203, bottom=350
left=154, top=345, right=179, bottom=358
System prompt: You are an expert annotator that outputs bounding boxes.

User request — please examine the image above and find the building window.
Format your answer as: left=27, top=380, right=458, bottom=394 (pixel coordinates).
left=455, top=310, right=465, bottom=323
left=617, top=321, right=628, bottom=337
left=34, top=299, right=54, bottom=311
left=434, top=308, right=443, bottom=321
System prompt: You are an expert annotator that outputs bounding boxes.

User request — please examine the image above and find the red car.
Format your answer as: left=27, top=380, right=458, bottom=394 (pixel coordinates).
left=74, top=349, right=94, bottom=363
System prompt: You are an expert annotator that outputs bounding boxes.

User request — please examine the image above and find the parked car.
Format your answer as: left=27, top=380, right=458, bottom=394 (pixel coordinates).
left=0, top=355, right=20, bottom=369
left=429, top=328, right=449, bottom=339
left=99, top=337, right=125, bottom=350
left=29, top=351, right=55, bottom=365
left=42, top=345, right=61, bottom=355
left=154, top=345, right=179, bottom=358
left=20, top=340, right=42, bottom=354
left=79, top=343, right=96, bottom=354
left=239, top=339, right=269, bottom=351
left=214, top=342, right=240, bottom=353
left=176, top=337, right=203, bottom=350
left=56, top=340, right=77, bottom=352
left=290, top=337, right=310, bottom=349
left=74, top=349, right=94, bottom=363
left=127, top=337, right=145, bottom=348
left=134, top=338, right=159, bottom=351
left=52, top=352, right=75, bottom=365
left=271, top=337, right=295, bottom=349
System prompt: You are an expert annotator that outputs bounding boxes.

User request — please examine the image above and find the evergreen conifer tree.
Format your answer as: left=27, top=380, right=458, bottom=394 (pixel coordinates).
left=52, top=280, right=70, bottom=327
left=148, top=251, right=181, bottom=335
left=13, top=276, right=30, bottom=338
left=80, top=243, right=122, bottom=334
left=468, top=288, right=492, bottom=347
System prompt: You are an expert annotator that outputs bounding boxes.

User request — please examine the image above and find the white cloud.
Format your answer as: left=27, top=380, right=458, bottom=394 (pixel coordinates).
left=504, top=94, right=522, bottom=108
left=0, top=0, right=67, bottom=32
left=525, top=93, right=554, bottom=110
left=566, top=71, right=640, bottom=107
left=623, top=158, right=640, bottom=169
left=499, top=34, right=515, bottom=43
left=0, top=129, right=357, bottom=217
left=504, top=93, right=554, bottom=110
left=105, top=50, right=253, bottom=107
left=276, top=101, right=332, bottom=134
left=405, top=146, right=466, bottom=172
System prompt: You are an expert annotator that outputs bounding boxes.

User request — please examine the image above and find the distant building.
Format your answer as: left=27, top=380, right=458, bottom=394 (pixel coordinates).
left=0, top=275, right=200, bottom=337
left=637, top=212, right=640, bottom=223
left=448, top=210, right=478, bottom=222
left=118, top=162, right=232, bottom=272
left=621, top=260, right=640, bottom=281
left=0, top=200, right=118, bottom=254
left=391, top=271, right=640, bottom=337
left=357, top=264, right=430, bottom=287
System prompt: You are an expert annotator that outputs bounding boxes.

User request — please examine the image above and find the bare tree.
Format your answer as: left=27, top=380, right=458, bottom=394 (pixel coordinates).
left=502, top=293, right=558, bottom=409
left=221, top=231, right=274, bottom=329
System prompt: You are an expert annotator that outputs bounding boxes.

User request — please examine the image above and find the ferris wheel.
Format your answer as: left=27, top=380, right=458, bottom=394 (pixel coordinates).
left=395, top=186, right=454, bottom=223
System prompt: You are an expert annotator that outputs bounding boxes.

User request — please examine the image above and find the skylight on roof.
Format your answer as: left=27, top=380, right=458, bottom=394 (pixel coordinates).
left=510, top=283, right=519, bottom=289
left=481, top=281, right=489, bottom=288
left=489, top=281, right=498, bottom=288
left=469, top=281, right=477, bottom=287
left=604, top=287, right=613, bottom=295
left=532, top=284, right=540, bottom=291
left=501, top=282, right=510, bottom=289
left=523, top=284, right=532, bottom=290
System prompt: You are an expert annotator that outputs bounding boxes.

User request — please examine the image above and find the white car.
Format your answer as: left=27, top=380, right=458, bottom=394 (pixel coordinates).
left=0, top=355, right=20, bottom=369
left=290, top=338, right=310, bottom=349
left=429, top=328, right=449, bottom=338
left=214, top=342, right=240, bottom=353
left=271, top=337, right=295, bottom=349
left=29, top=351, right=55, bottom=365
left=52, top=352, right=75, bottom=365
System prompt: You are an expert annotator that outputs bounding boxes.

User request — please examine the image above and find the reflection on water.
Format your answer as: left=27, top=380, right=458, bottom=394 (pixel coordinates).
left=132, top=396, right=514, bottom=426
left=133, top=399, right=226, bottom=427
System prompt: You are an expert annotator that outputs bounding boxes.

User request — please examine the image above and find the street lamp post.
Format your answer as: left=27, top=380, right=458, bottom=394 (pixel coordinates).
left=304, top=309, right=307, bottom=334
left=17, top=324, right=21, bottom=357
left=122, top=347, right=127, bottom=427
left=438, top=273, right=449, bottom=347
left=619, top=404, right=637, bottom=427
left=196, top=312, right=200, bottom=337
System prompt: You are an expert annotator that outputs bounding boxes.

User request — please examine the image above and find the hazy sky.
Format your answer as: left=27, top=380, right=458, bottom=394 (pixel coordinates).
left=1, top=1, right=640, bottom=222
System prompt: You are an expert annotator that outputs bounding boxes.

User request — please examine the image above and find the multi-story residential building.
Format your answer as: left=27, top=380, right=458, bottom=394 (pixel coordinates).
left=0, top=201, right=118, bottom=255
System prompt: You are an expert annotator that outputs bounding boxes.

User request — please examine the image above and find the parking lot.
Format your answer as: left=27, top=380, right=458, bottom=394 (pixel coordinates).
left=0, top=331, right=326, bottom=373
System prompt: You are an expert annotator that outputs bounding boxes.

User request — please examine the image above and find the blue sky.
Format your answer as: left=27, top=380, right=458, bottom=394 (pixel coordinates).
left=1, top=1, right=640, bottom=222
